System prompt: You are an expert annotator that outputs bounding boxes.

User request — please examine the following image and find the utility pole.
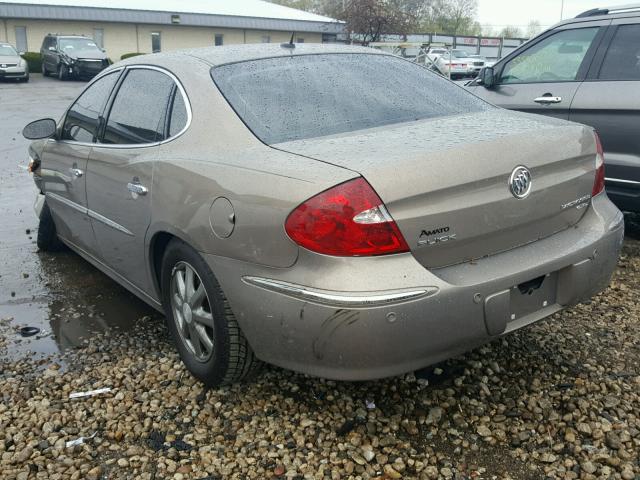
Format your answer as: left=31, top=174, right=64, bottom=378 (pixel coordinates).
left=560, top=0, right=565, bottom=20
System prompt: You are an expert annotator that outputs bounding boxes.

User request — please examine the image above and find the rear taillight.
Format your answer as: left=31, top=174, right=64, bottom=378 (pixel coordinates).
left=285, top=178, right=410, bottom=256
left=592, top=132, right=605, bottom=197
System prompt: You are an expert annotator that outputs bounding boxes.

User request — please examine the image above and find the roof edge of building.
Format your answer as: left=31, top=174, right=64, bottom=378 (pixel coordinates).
left=0, top=3, right=345, bottom=34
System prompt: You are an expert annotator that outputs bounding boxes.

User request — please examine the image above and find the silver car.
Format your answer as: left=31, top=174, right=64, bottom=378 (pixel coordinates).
left=0, top=42, right=29, bottom=82
left=23, top=44, right=624, bottom=386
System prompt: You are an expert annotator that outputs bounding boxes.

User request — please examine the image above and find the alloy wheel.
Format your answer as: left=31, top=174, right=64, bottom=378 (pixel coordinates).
left=170, top=261, right=215, bottom=362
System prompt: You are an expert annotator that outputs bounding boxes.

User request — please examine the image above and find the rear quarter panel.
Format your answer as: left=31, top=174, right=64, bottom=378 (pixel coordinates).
left=148, top=58, right=356, bottom=270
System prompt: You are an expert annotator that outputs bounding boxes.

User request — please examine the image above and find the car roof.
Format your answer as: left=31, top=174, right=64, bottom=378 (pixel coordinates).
left=119, top=43, right=386, bottom=68
left=48, top=34, right=91, bottom=38
left=551, top=4, right=640, bottom=28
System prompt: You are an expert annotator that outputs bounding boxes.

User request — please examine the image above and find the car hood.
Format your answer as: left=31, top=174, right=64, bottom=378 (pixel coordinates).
left=64, top=50, right=106, bottom=60
left=0, top=55, right=21, bottom=63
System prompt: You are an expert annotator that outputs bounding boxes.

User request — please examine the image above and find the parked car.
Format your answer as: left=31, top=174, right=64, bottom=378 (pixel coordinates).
left=23, top=44, right=623, bottom=386
left=435, top=49, right=476, bottom=78
left=425, top=47, right=448, bottom=63
left=467, top=54, right=494, bottom=75
left=0, top=42, right=29, bottom=82
left=466, top=5, right=640, bottom=212
left=41, top=34, right=109, bottom=80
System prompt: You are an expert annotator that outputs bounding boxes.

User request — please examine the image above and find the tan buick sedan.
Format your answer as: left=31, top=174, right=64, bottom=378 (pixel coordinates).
left=24, top=44, right=624, bottom=386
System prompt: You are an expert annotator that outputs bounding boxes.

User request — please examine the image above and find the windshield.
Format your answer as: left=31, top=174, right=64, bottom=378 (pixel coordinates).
left=212, top=53, right=490, bottom=145
left=451, top=50, right=470, bottom=58
left=59, top=38, right=100, bottom=52
left=0, top=44, right=18, bottom=56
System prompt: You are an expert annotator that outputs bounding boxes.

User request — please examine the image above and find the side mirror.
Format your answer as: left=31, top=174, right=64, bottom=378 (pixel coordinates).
left=481, top=66, right=496, bottom=89
left=18, top=51, right=25, bottom=56
left=23, top=118, right=57, bottom=140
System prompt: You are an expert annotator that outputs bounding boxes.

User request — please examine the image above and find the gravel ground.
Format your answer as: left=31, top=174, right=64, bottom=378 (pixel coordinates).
left=1, top=229, right=639, bottom=479
left=1, top=77, right=639, bottom=480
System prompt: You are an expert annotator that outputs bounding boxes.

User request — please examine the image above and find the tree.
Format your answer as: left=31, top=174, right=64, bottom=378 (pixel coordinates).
left=418, top=0, right=479, bottom=35
left=335, top=0, right=423, bottom=44
left=525, top=20, right=542, bottom=38
left=269, top=0, right=482, bottom=37
left=269, top=0, right=317, bottom=10
left=499, top=25, right=523, bottom=38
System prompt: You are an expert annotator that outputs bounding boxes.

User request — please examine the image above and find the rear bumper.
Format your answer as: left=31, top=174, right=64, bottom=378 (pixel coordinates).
left=204, top=194, right=624, bottom=381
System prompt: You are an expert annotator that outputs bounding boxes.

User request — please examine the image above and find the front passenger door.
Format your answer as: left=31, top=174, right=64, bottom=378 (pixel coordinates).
left=40, top=71, right=120, bottom=254
left=470, top=25, right=607, bottom=119
left=86, top=67, right=176, bottom=294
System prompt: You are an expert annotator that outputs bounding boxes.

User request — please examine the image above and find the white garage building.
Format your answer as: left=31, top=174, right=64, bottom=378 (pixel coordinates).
left=0, top=0, right=342, bottom=60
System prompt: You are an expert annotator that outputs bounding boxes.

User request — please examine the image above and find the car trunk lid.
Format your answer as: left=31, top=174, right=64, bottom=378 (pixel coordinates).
left=274, top=110, right=597, bottom=269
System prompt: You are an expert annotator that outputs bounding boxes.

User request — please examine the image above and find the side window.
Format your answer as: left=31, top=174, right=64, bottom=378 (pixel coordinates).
left=102, top=69, right=174, bottom=145
left=168, top=89, right=188, bottom=137
left=500, top=27, right=600, bottom=84
left=598, top=24, right=640, bottom=81
left=61, top=72, right=119, bottom=143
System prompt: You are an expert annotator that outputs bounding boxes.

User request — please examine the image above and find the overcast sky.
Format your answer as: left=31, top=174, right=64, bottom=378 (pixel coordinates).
left=477, top=0, right=606, bottom=29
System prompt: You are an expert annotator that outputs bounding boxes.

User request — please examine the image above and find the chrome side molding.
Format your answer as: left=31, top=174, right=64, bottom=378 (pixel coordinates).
left=242, top=276, right=438, bottom=308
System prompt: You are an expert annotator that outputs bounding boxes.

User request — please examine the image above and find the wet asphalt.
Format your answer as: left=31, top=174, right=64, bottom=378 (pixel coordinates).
left=0, top=74, right=158, bottom=362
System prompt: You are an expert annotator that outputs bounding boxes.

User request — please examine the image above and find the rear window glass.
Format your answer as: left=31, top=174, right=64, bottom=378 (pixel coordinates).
left=212, top=53, right=490, bottom=144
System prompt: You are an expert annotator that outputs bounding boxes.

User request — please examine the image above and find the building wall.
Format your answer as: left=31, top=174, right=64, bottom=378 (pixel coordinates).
left=0, top=18, right=322, bottom=60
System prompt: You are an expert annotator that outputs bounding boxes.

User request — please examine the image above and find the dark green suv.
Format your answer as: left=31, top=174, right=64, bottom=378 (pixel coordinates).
left=40, top=34, right=108, bottom=80
left=467, top=5, right=640, bottom=212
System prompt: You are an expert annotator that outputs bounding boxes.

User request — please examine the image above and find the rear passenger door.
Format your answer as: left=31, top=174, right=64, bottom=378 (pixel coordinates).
left=85, top=67, right=180, bottom=295
left=470, top=22, right=608, bottom=119
left=570, top=21, right=640, bottom=207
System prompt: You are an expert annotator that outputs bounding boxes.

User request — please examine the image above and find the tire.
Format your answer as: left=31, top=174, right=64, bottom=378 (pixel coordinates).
left=37, top=201, right=65, bottom=251
left=57, top=64, right=67, bottom=81
left=161, top=239, right=261, bottom=387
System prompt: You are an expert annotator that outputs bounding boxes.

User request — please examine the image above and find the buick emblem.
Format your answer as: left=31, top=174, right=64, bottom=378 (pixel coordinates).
left=509, top=166, right=532, bottom=199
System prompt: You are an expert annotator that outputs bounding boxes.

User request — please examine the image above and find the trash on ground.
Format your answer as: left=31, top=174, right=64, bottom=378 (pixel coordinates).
left=365, top=399, right=376, bottom=409
left=65, top=432, right=97, bottom=448
left=69, top=387, right=112, bottom=399
left=19, top=326, right=40, bottom=337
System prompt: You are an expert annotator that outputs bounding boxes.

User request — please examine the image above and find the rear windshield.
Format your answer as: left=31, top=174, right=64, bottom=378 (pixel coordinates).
left=211, top=53, right=490, bottom=144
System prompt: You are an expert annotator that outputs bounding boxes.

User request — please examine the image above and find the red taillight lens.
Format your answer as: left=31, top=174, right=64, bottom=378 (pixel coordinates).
left=285, top=178, right=410, bottom=256
left=592, top=132, right=605, bottom=197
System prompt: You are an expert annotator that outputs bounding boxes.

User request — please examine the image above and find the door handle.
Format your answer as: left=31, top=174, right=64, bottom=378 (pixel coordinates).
left=127, top=182, right=148, bottom=196
left=534, top=96, right=562, bottom=105
left=70, top=167, right=83, bottom=178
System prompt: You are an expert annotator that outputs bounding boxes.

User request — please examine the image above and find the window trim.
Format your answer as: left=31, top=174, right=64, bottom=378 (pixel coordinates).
left=57, top=65, right=192, bottom=149
left=495, top=25, right=607, bottom=86
left=586, top=23, right=640, bottom=82
left=57, top=67, right=124, bottom=144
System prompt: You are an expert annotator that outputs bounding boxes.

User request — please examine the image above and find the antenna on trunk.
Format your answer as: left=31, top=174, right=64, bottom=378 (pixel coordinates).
left=281, top=32, right=295, bottom=49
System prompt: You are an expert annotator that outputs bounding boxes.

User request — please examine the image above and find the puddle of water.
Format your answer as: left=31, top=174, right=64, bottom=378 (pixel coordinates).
left=0, top=77, right=159, bottom=363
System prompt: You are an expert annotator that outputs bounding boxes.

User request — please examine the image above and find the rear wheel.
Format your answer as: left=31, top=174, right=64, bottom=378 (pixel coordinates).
left=161, top=239, right=261, bottom=387
left=37, top=201, right=65, bottom=251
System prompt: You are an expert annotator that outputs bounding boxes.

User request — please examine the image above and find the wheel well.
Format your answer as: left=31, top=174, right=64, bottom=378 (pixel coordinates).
left=150, top=232, right=175, bottom=296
